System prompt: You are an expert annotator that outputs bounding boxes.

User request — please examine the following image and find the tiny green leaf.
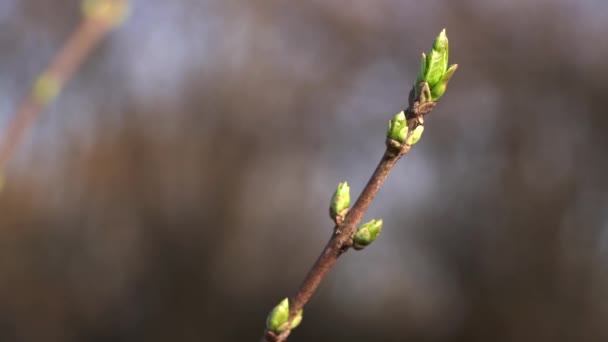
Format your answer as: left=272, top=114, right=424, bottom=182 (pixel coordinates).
left=433, top=28, right=449, bottom=68
left=424, top=49, right=445, bottom=87
left=433, top=29, right=448, bottom=49
left=415, top=53, right=427, bottom=88
left=431, top=64, right=458, bottom=101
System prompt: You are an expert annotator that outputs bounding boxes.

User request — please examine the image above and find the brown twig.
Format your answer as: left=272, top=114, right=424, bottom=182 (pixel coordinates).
left=262, top=87, right=435, bottom=342
left=0, top=0, right=127, bottom=174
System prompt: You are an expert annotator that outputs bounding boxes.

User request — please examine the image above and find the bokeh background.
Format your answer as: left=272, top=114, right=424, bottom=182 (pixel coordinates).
left=1, top=0, right=608, bottom=341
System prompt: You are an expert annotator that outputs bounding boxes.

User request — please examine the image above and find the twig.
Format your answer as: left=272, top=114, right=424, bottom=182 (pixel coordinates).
left=262, top=87, right=434, bottom=342
left=262, top=29, right=457, bottom=340
left=0, top=0, right=128, bottom=174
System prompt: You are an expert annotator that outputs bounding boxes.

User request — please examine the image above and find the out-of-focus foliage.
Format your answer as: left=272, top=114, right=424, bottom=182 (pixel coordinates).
left=1, top=0, right=608, bottom=341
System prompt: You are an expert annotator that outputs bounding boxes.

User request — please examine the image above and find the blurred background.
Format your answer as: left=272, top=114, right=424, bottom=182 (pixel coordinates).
left=1, top=0, right=608, bottom=341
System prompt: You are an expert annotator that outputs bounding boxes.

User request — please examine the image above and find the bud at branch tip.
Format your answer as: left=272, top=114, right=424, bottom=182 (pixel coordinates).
left=414, top=28, right=457, bottom=102
left=81, top=0, right=130, bottom=27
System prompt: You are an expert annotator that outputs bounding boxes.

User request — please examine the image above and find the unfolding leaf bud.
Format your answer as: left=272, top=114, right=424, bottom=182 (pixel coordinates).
left=406, top=125, right=424, bottom=146
left=415, top=28, right=457, bottom=101
left=330, top=181, right=350, bottom=223
left=386, top=111, right=408, bottom=144
left=353, top=219, right=383, bottom=250
left=266, top=298, right=303, bottom=334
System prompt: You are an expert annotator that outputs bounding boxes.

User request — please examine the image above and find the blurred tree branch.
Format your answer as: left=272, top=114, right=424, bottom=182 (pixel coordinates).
left=0, top=0, right=128, bottom=175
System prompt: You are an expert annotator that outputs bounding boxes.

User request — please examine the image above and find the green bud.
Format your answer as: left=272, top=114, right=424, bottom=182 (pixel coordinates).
left=82, top=0, right=130, bottom=26
left=415, top=28, right=457, bottom=101
left=353, top=219, right=383, bottom=250
left=32, top=72, right=62, bottom=105
left=266, top=298, right=303, bottom=334
left=406, top=125, right=424, bottom=146
left=330, top=181, right=350, bottom=222
left=386, top=111, right=408, bottom=144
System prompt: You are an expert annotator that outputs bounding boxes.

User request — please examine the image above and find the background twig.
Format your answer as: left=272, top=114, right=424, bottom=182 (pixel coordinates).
left=0, top=0, right=127, bottom=174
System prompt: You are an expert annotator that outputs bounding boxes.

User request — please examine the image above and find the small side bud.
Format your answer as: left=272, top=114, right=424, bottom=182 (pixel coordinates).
left=32, top=72, right=62, bottom=106
left=386, top=111, right=408, bottom=144
left=353, top=219, right=383, bottom=250
left=406, top=125, right=424, bottom=146
left=330, top=181, right=350, bottom=224
left=266, top=298, right=303, bottom=334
